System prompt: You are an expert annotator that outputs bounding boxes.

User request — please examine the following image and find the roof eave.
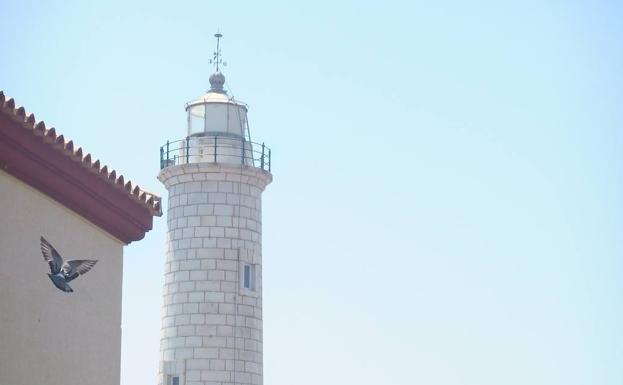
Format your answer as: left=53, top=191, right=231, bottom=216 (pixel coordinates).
left=0, top=92, right=162, bottom=244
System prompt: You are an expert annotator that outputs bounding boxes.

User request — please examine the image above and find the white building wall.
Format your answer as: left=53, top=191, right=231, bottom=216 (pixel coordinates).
left=0, top=170, right=125, bottom=385
left=157, top=163, right=271, bottom=385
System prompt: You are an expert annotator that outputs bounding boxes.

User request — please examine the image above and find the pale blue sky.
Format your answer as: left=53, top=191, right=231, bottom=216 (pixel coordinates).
left=2, top=1, right=622, bottom=384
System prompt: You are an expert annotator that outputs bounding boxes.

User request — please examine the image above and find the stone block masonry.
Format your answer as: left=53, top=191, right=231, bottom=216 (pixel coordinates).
left=158, top=163, right=272, bottom=385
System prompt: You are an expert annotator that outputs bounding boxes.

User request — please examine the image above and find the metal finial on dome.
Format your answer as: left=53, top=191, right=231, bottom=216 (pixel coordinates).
left=208, top=31, right=227, bottom=93
left=210, top=31, right=226, bottom=73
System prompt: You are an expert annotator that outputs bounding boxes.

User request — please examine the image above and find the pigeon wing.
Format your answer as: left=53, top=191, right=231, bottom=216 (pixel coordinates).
left=40, top=237, right=63, bottom=275
left=64, top=260, right=98, bottom=282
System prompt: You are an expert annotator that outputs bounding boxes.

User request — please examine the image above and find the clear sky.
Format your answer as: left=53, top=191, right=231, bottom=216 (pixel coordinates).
left=2, top=1, right=622, bottom=384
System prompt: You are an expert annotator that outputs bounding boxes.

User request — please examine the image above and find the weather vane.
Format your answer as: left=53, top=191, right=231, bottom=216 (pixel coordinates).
left=210, top=31, right=227, bottom=72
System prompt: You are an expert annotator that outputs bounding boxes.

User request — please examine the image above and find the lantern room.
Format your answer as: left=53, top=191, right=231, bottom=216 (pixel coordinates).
left=186, top=72, right=249, bottom=139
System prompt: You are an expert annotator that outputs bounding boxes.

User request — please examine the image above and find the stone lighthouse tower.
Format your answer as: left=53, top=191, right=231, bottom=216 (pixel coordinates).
left=157, top=33, right=272, bottom=385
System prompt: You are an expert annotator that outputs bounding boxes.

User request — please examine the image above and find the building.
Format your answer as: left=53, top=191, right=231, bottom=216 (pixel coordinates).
left=0, top=91, right=162, bottom=385
left=157, top=35, right=273, bottom=385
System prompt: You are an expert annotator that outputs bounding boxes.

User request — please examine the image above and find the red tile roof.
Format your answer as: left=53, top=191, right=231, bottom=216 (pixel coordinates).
left=0, top=90, right=162, bottom=243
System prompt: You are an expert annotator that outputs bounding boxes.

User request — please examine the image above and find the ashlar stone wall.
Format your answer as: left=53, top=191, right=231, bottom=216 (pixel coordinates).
left=157, top=163, right=272, bottom=385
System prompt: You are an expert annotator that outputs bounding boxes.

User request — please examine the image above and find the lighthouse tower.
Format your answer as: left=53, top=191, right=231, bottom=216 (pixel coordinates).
left=157, top=34, right=272, bottom=385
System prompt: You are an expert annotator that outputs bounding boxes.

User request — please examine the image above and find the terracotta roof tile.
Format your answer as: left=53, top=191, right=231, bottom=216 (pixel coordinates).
left=0, top=90, right=162, bottom=217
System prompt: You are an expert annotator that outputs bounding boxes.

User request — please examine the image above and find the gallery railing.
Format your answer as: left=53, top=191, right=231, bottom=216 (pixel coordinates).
left=159, top=135, right=271, bottom=172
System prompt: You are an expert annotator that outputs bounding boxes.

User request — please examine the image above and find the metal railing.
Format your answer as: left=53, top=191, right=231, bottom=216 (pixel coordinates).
left=159, top=135, right=271, bottom=172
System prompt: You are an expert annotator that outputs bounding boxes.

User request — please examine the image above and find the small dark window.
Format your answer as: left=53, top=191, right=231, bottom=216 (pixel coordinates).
left=243, top=264, right=251, bottom=289
left=172, top=376, right=179, bottom=385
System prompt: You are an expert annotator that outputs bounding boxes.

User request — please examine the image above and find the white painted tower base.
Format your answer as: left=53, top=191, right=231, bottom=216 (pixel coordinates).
left=158, top=163, right=272, bottom=385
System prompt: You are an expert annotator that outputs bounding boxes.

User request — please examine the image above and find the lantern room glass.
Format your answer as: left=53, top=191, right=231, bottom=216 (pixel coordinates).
left=187, top=103, right=205, bottom=135
left=186, top=100, right=248, bottom=139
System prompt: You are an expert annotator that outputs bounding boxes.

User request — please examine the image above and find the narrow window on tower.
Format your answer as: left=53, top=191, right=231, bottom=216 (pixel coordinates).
left=243, top=264, right=256, bottom=291
left=244, top=264, right=251, bottom=289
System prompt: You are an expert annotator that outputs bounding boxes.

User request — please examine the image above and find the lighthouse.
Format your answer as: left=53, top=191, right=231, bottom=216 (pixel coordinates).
left=157, top=33, right=272, bottom=385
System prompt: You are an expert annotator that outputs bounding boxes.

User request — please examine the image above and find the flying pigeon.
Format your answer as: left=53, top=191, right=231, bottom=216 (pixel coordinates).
left=40, top=236, right=98, bottom=293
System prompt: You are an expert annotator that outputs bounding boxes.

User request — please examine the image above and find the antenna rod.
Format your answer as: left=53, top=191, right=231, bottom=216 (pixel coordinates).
left=214, top=32, right=223, bottom=72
